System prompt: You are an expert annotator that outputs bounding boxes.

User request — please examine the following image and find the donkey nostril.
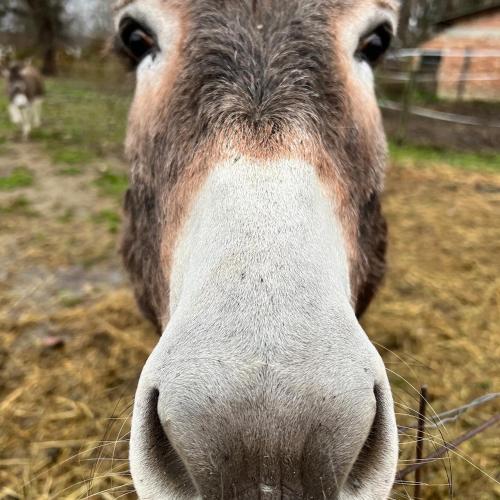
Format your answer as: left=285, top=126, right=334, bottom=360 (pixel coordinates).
left=130, top=389, right=196, bottom=498
left=346, top=385, right=389, bottom=490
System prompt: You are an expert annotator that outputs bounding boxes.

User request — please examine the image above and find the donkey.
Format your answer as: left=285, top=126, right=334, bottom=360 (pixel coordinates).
left=4, top=62, right=44, bottom=140
left=113, top=0, right=400, bottom=498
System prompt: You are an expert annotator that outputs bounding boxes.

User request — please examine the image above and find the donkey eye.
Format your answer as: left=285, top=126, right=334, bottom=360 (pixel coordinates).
left=118, top=17, right=157, bottom=65
left=357, top=23, right=392, bottom=66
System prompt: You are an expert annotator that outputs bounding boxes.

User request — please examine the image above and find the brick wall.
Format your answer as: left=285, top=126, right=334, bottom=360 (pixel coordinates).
left=422, top=10, right=500, bottom=101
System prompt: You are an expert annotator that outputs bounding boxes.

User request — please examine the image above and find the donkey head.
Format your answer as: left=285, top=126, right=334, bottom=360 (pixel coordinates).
left=114, top=0, right=400, bottom=498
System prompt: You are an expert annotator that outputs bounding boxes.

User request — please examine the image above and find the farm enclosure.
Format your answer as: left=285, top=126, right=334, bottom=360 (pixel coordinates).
left=0, top=76, right=499, bottom=499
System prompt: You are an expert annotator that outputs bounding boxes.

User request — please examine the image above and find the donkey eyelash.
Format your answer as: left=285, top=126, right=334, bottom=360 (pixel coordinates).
left=112, top=17, right=158, bottom=71
left=356, top=22, right=393, bottom=67
left=111, top=35, right=140, bottom=71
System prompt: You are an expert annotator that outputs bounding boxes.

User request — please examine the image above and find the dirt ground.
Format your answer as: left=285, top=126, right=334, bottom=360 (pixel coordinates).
left=379, top=79, right=500, bottom=154
left=382, top=108, right=500, bottom=154
left=0, top=142, right=499, bottom=499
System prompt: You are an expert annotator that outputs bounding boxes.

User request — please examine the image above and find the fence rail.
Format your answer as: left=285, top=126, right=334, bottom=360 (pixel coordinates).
left=379, top=100, right=500, bottom=128
left=377, top=47, right=500, bottom=145
left=379, top=72, right=500, bottom=83
left=389, top=48, right=500, bottom=58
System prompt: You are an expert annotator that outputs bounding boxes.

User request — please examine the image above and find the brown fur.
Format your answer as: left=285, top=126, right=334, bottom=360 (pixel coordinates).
left=120, top=0, right=392, bottom=332
left=6, top=63, right=44, bottom=102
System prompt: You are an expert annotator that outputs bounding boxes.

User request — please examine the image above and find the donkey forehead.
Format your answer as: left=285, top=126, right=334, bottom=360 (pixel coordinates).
left=114, top=0, right=399, bottom=10
left=113, top=0, right=399, bottom=28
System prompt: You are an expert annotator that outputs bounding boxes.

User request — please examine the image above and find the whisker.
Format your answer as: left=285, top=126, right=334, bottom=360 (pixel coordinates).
left=87, top=394, right=134, bottom=496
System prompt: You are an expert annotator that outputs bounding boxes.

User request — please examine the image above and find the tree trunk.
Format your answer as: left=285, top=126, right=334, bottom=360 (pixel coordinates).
left=41, top=45, right=57, bottom=75
left=39, top=12, right=58, bottom=76
left=398, top=0, right=414, bottom=46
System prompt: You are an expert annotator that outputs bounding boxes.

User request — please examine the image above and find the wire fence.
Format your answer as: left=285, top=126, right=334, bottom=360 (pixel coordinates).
left=380, top=72, right=500, bottom=83
left=379, top=100, right=500, bottom=128
left=389, top=48, right=500, bottom=58
left=377, top=48, right=500, bottom=146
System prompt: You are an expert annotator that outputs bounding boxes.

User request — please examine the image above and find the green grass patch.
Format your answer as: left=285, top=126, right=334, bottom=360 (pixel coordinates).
left=92, top=209, right=122, bottom=233
left=58, top=290, right=85, bottom=308
left=0, top=196, right=38, bottom=216
left=50, top=146, right=95, bottom=166
left=0, top=101, right=16, bottom=141
left=57, top=166, right=83, bottom=176
left=39, top=78, right=131, bottom=161
left=94, top=170, right=129, bottom=199
left=58, top=208, right=76, bottom=223
left=389, top=142, right=500, bottom=173
left=0, top=77, right=131, bottom=161
left=0, top=167, right=35, bottom=190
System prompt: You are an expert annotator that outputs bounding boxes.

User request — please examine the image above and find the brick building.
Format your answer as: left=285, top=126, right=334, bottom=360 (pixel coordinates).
left=420, top=5, right=500, bottom=101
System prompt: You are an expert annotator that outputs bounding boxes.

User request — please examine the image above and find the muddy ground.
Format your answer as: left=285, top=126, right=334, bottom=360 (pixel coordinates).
left=0, top=140, right=499, bottom=499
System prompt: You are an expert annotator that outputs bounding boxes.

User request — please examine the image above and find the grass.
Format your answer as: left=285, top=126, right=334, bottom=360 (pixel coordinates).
left=58, top=290, right=85, bottom=308
left=0, top=167, right=34, bottom=190
left=58, top=208, right=76, bottom=223
left=92, top=209, right=122, bottom=233
left=50, top=146, right=95, bottom=166
left=57, top=166, right=83, bottom=176
left=0, top=196, right=38, bottom=216
left=0, top=77, right=131, bottom=164
left=389, top=142, right=500, bottom=173
left=94, top=170, right=129, bottom=199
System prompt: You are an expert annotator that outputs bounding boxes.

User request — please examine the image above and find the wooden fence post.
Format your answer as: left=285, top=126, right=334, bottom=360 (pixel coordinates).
left=457, top=47, right=472, bottom=101
left=415, top=386, right=428, bottom=500
left=397, top=56, right=418, bottom=145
